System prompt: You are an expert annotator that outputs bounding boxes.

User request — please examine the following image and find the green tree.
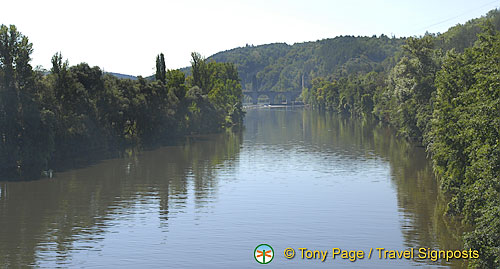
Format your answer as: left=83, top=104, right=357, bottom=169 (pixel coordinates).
left=166, top=69, right=187, bottom=100
left=155, top=53, right=166, bottom=83
left=0, top=25, right=53, bottom=179
left=190, top=52, right=211, bottom=93
left=387, top=35, right=440, bottom=142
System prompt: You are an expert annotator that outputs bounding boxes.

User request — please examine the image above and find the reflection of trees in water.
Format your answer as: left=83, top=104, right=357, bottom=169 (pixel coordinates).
left=300, top=109, right=465, bottom=268
left=0, top=130, right=242, bottom=267
left=245, top=108, right=464, bottom=267
left=0, top=108, right=466, bottom=267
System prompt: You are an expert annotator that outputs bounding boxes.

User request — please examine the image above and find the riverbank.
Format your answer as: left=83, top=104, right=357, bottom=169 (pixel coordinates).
left=0, top=25, right=244, bottom=181
left=302, top=25, right=500, bottom=267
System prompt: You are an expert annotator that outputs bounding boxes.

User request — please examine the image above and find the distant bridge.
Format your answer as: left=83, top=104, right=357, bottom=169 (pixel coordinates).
left=242, top=90, right=302, bottom=105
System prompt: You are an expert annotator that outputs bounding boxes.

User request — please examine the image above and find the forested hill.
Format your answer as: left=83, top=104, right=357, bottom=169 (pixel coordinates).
left=209, top=36, right=404, bottom=92
left=206, top=9, right=500, bottom=93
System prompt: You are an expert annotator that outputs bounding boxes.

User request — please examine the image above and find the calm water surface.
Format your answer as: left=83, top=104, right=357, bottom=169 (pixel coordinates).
left=0, top=108, right=465, bottom=268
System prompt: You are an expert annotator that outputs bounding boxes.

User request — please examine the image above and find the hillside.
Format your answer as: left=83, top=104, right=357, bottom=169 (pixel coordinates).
left=197, top=9, right=500, bottom=94
left=209, top=37, right=404, bottom=92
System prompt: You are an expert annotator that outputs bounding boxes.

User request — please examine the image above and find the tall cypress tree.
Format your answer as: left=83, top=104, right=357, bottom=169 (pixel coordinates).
left=155, top=53, right=166, bottom=83
left=160, top=53, right=166, bottom=81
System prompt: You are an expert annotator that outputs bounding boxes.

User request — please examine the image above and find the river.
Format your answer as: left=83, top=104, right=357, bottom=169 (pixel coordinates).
left=0, top=107, right=465, bottom=268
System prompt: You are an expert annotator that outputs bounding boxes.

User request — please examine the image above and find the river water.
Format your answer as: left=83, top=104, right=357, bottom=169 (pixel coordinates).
left=0, top=108, right=465, bottom=268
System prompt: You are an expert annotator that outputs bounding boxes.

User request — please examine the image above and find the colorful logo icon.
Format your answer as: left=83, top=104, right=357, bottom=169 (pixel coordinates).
left=254, top=244, right=274, bottom=264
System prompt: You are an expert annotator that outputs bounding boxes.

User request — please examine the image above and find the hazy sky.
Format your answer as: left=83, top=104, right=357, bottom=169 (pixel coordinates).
left=2, top=0, right=499, bottom=76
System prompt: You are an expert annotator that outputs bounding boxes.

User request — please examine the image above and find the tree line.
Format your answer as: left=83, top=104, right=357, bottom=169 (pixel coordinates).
left=0, top=25, right=244, bottom=181
left=301, top=11, right=500, bottom=268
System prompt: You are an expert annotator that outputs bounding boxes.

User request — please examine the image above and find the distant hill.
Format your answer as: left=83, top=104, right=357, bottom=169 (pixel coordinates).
left=207, top=37, right=404, bottom=92
left=189, top=9, right=499, bottom=93
left=157, top=9, right=500, bottom=93
left=106, top=72, right=137, bottom=80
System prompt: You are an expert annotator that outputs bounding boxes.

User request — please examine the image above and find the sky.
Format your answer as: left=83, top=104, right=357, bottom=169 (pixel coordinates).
left=1, top=0, right=499, bottom=76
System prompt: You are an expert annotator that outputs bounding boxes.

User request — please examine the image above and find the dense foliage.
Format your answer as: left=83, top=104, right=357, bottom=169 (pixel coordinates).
left=431, top=25, right=500, bottom=267
left=0, top=25, right=243, bottom=181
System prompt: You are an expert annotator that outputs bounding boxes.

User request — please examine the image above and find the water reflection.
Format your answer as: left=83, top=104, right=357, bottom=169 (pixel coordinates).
left=0, top=131, right=242, bottom=267
left=244, top=108, right=464, bottom=267
left=0, top=108, right=464, bottom=268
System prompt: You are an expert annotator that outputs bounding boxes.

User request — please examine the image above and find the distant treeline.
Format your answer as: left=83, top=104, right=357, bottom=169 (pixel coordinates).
left=209, top=9, right=500, bottom=268
left=0, top=25, right=244, bottom=181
